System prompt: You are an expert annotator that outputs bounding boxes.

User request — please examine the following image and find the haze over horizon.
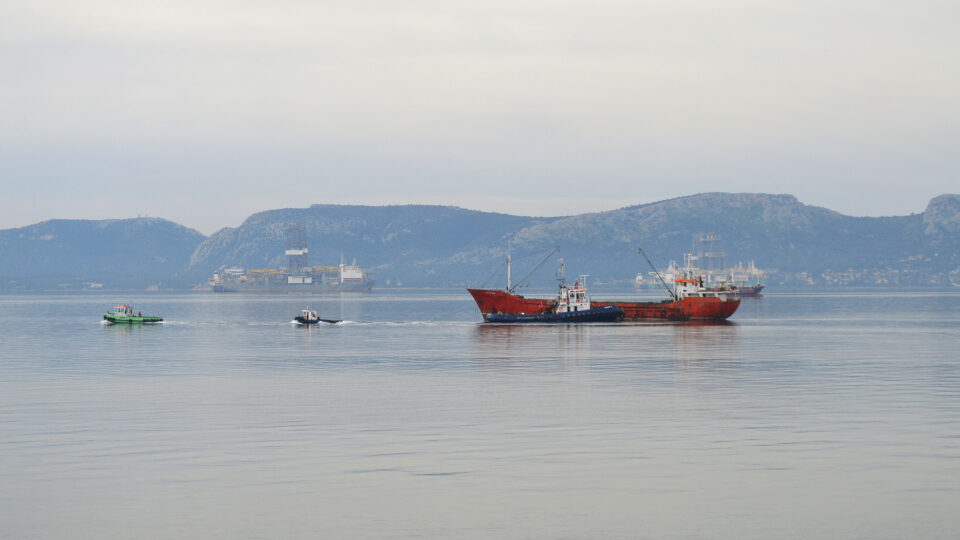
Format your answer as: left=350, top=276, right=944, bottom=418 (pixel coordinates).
left=3, top=1, right=957, bottom=234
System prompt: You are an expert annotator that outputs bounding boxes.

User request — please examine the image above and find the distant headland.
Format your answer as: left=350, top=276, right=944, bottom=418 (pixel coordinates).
left=2, top=193, right=958, bottom=291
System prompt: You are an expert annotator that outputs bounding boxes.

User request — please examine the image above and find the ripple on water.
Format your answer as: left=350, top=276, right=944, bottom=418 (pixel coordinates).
left=1, top=290, right=959, bottom=538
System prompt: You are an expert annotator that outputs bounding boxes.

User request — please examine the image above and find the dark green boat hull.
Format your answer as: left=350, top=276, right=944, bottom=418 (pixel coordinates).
left=104, top=314, right=163, bottom=324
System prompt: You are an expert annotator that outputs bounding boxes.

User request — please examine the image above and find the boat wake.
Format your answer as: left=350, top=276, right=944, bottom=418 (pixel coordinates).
left=347, top=321, right=475, bottom=327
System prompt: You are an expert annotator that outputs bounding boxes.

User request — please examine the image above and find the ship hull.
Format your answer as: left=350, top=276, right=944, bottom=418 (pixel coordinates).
left=485, top=305, right=624, bottom=323
left=733, top=284, right=764, bottom=296
left=294, top=317, right=342, bottom=324
left=467, top=288, right=739, bottom=322
left=104, top=314, right=163, bottom=324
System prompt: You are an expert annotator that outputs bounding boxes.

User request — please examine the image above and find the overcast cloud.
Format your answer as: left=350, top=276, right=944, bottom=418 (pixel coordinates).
left=2, top=0, right=957, bottom=233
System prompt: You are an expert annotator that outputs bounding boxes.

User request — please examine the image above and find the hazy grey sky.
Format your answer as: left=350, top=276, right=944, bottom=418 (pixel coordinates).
left=2, top=0, right=957, bottom=234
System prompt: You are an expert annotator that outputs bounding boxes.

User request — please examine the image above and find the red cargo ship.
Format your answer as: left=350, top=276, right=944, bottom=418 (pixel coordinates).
left=468, top=253, right=740, bottom=322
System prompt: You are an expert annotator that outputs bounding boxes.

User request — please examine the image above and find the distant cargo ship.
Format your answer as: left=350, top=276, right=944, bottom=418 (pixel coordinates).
left=634, top=233, right=766, bottom=296
left=209, top=259, right=374, bottom=293
left=208, top=226, right=374, bottom=293
left=635, top=257, right=765, bottom=296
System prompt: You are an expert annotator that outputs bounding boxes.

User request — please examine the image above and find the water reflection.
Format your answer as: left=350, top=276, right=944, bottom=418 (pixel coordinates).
left=469, top=323, right=603, bottom=372
left=101, top=321, right=162, bottom=341
left=670, top=320, right=741, bottom=371
left=471, top=321, right=742, bottom=375
left=3, top=292, right=960, bottom=539
left=471, top=323, right=600, bottom=348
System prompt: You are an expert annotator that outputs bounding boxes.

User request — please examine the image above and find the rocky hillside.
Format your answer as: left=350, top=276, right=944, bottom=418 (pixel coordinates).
left=4, top=194, right=957, bottom=290
left=0, top=218, right=205, bottom=291
left=488, top=193, right=930, bottom=285
left=183, top=204, right=555, bottom=285
left=184, top=194, right=960, bottom=288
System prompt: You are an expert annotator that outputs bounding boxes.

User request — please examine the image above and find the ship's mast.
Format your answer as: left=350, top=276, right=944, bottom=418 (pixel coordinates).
left=507, top=246, right=560, bottom=293
left=506, top=248, right=511, bottom=292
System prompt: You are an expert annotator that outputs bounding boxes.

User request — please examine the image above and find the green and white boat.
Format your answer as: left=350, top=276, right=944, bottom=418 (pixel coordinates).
left=103, top=304, right=163, bottom=324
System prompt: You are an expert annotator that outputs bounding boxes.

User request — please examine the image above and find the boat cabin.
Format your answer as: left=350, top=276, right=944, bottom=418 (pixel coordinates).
left=675, top=277, right=731, bottom=301
left=556, top=275, right=591, bottom=313
left=300, top=308, right=319, bottom=322
left=112, top=304, right=134, bottom=316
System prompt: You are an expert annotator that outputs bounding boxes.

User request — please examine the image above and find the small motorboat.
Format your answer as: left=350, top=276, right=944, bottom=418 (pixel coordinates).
left=103, top=304, right=163, bottom=324
left=294, top=308, right=341, bottom=325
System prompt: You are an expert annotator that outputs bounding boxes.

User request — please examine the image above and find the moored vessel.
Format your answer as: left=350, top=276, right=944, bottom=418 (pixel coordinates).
left=636, top=256, right=765, bottom=296
left=635, top=233, right=767, bottom=296
left=210, top=259, right=374, bottom=293
left=731, top=283, right=764, bottom=296
left=484, top=270, right=624, bottom=323
left=469, top=249, right=740, bottom=322
left=103, top=304, right=163, bottom=324
left=209, top=226, right=374, bottom=293
left=592, top=275, right=740, bottom=321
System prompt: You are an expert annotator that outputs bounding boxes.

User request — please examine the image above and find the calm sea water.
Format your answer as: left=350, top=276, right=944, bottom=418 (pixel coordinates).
left=1, top=289, right=959, bottom=539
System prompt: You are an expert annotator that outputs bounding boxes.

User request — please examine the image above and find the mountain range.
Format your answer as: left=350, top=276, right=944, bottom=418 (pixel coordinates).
left=2, top=193, right=958, bottom=291
left=0, top=218, right=204, bottom=291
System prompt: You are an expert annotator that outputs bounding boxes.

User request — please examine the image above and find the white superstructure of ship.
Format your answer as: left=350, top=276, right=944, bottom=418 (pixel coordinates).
left=208, top=226, right=374, bottom=293
left=635, top=255, right=765, bottom=294
left=634, top=233, right=767, bottom=295
left=209, top=257, right=374, bottom=293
